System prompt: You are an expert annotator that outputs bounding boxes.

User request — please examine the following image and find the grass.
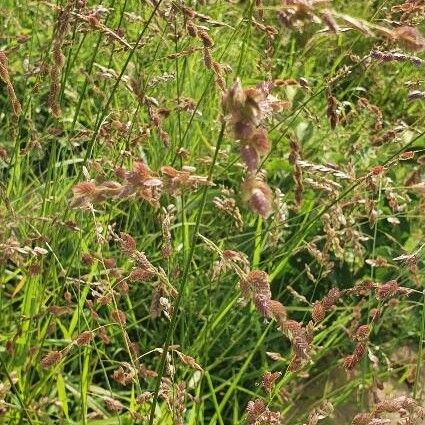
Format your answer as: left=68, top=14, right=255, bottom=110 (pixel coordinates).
left=0, top=0, right=424, bottom=424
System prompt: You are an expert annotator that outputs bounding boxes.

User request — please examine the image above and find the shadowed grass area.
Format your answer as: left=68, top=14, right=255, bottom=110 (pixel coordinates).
left=0, top=1, right=424, bottom=424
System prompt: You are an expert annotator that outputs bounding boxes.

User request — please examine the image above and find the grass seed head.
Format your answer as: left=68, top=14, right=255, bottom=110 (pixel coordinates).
left=41, top=350, right=62, bottom=368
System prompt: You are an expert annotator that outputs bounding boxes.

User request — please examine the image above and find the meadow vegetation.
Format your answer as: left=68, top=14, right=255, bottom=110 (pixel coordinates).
left=0, top=0, right=425, bottom=423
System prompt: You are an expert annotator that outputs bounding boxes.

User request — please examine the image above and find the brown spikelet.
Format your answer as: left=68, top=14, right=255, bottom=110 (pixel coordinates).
left=98, top=292, right=113, bottom=306
left=104, top=396, right=124, bottom=412
left=0, top=51, right=22, bottom=117
left=246, top=398, right=281, bottom=424
left=269, top=299, right=287, bottom=325
left=351, top=412, right=373, bottom=425
left=288, top=355, right=304, bottom=372
left=129, top=267, right=155, bottom=282
left=111, top=309, right=127, bottom=325
left=103, top=258, right=116, bottom=269
left=240, top=144, right=259, bottom=171
left=312, top=301, right=326, bottom=323
left=119, top=232, right=137, bottom=254
left=241, top=175, right=273, bottom=218
left=322, top=287, right=341, bottom=310
left=247, top=398, right=266, bottom=422
left=253, top=294, right=272, bottom=317
left=289, top=138, right=303, bottom=210
left=73, top=181, right=97, bottom=195
left=241, top=270, right=272, bottom=316
left=343, top=355, right=356, bottom=370
left=354, top=325, right=369, bottom=341
left=282, top=319, right=303, bottom=336
left=41, top=350, right=62, bottom=368
left=215, top=73, right=226, bottom=91
left=250, top=129, right=270, bottom=155
left=376, top=279, right=399, bottom=300
left=203, top=47, right=213, bottom=69
left=64, top=290, right=72, bottom=303
left=343, top=342, right=367, bottom=370
left=212, top=61, right=226, bottom=91
left=81, top=252, right=95, bottom=266
left=186, top=21, right=198, bottom=37
left=374, top=398, right=404, bottom=414
left=373, top=125, right=405, bottom=146
left=197, top=30, right=214, bottom=48
left=247, top=270, right=270, bottom=291
left=292, top=334, right=310, bottom=359
left=48, top=4, right=72, bottom=117
left=274, top=78, right=300, bottom=87
left=399, top=150, right=415, bottom=160
left=353, top=342, right=366, bottom=360
left=136, top=392, right=153, bottom=404
left=74, top=331, right=94, bottom=346
left=262, top=371, right=281, bottom=393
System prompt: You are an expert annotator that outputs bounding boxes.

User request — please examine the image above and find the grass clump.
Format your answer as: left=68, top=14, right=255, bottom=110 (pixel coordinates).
left=0, top=0, right=425, bottom=423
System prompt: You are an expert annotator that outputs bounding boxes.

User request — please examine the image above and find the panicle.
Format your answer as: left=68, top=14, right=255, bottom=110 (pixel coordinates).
left=0, top=51, right=22, bottom=117
left=222, top=79, right=287, bottom=217
left=48, top=2, right=72, bottom=116
left=371, top=50, right=424, bottom=66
